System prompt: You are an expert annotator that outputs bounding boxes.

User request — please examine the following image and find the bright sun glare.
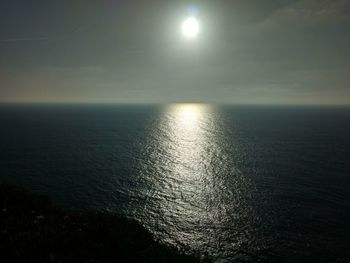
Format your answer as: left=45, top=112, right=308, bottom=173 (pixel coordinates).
left=181, top=17, right=200, bottom=39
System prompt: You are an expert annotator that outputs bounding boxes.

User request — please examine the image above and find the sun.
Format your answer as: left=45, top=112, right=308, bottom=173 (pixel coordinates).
left=181, top=17, right=200, bottom=39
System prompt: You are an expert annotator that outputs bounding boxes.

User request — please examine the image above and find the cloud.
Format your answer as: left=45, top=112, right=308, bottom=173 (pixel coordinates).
left=0, top=37, right=48, bottom=43
left=257, top=0, right=350, bottom=25
left=298, top=0, right=350, bottom=20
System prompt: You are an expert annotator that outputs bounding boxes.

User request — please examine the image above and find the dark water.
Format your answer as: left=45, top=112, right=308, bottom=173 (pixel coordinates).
left=1, top=104, right=350, bottom=262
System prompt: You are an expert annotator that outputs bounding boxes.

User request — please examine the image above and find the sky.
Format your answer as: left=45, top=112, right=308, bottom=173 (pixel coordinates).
left=0, top=0, right=349, bottom=104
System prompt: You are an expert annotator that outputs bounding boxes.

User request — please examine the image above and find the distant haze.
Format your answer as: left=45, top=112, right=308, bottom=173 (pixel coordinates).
left=1, top=0, right=349, bottom=104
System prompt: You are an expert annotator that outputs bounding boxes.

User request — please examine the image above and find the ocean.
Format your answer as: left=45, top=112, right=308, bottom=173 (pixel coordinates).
left=0, top=104, right=349, bottom=262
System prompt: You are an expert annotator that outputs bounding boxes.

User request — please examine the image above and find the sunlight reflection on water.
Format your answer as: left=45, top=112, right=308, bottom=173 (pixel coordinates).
left=131, top=104, right=255, bottom=260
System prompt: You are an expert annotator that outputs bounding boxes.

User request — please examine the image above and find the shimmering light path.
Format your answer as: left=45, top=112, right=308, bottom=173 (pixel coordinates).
left=131, top=104, right=254, bottom=259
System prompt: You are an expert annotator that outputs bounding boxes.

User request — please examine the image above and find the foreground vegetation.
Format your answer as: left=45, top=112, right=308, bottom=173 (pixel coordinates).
left=0, top=184, right=204, bottom=262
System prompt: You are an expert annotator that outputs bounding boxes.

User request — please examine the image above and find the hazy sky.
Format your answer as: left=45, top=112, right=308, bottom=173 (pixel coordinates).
left=1, top=0, right=349, bottom=104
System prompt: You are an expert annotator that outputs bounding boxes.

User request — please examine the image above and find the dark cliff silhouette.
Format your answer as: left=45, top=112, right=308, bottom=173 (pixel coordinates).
left=0, top=184, right=205, bottom=263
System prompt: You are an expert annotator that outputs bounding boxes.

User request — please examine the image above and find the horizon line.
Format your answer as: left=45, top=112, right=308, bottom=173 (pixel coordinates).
left=0, top=101, right=350, bottom=107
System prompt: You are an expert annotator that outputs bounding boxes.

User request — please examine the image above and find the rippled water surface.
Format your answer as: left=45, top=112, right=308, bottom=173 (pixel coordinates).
left=1, top=104, right=350, bottom=262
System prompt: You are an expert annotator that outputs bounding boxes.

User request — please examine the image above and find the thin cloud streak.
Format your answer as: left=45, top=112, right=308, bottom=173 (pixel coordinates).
left=0, top=37, right=49, bottom=43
